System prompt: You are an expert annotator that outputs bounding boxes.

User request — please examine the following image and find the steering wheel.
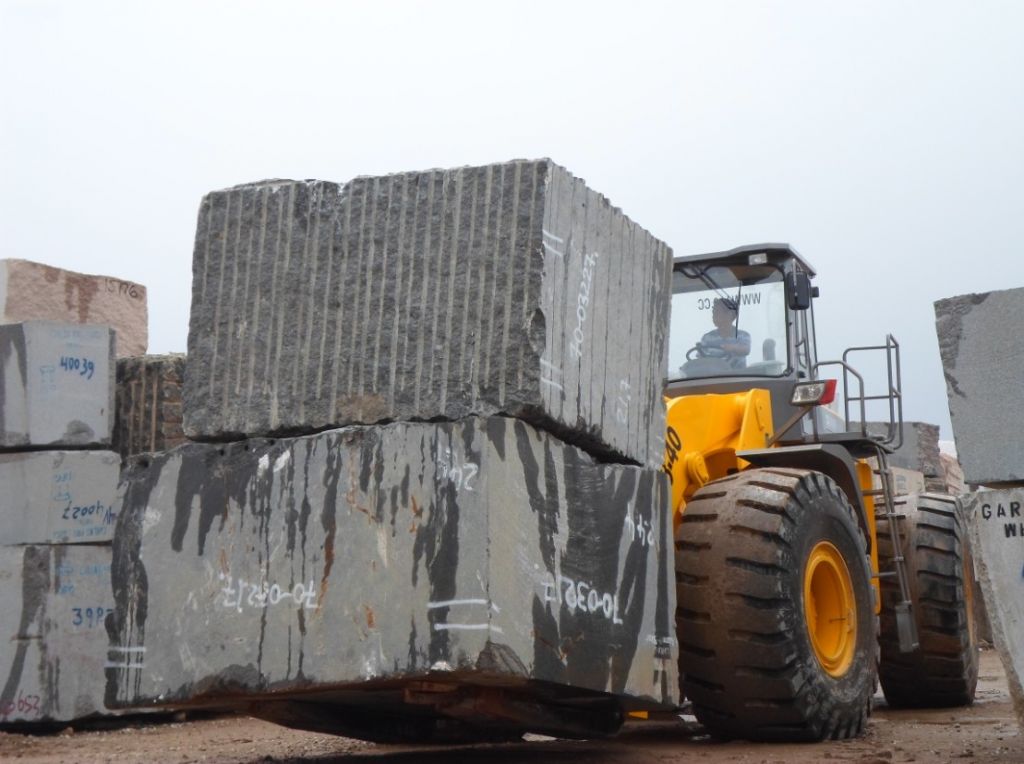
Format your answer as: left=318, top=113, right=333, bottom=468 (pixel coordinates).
left=686, top=342, right=728, bottom=361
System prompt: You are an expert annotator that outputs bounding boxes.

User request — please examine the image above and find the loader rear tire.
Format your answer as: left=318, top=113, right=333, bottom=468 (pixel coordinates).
left=877, top=492, right=979, bottom=708
left=676, top=468, right=876, bottom=741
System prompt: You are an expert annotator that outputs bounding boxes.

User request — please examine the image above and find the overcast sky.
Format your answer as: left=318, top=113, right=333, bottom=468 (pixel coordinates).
left=2, top=1, right=1021, bottom=439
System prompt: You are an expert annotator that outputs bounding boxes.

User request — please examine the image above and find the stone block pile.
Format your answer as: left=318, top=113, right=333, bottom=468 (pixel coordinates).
left=114, top=354, right=187, bottom=458
left=934, top=287, right=1024, bottom=486
left=938, top=451, right=966, bottom=496
left=182, top=161, right=670, bottom=467
left=108, top=159, right=679, bottom=731
left=868, top=420, right=948, bottom=493
left=0, top=259, right=148, bottom=357
left=935, top=287, right=1024, bottom=726
left=1, top=321, right=121, bottom=725
left=965, top=489, right=1024, bottom=726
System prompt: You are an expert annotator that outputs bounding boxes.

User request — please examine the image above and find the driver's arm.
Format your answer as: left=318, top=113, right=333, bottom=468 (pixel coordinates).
left=720, top=331, right=751, bottom=357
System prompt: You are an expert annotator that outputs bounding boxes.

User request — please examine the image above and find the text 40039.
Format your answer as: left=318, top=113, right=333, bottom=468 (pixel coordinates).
left=59, top=355, right=96, bottom=380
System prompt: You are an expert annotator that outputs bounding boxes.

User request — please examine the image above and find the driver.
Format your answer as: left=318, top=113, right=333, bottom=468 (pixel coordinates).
left=699, top=297, right=751, bottom=368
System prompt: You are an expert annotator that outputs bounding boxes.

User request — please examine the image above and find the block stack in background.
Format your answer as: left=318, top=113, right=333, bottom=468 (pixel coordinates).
left=867, top=420, right=945, bottom=494
left=0, top=260, right=147, bottom=725
left=0, top=259, right=148, bottom=357
left=114, top=354, right=187, bottom=459
left=935, top=288, right=1024, bottom=727
left=867, top=419, right=990, bottom=642
left=107, top=159, right=679, bottom=736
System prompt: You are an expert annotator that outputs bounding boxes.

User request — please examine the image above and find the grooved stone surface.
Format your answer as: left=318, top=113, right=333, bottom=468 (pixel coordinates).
left=0, top=545, right=114, bottom=724
left=0, top=322, right=115, bottom=448
left=0, top=259, right=147, bottom=357
left=965, top=489, right=1024, bottom=726
left=183, top=160, right=672, bottom=466
left=115, top=354, right=186, bottom=458
left=107, top=417, right=677, bottom=711
left=935, top=288, right=1024, bottom=484
left=0, top=451, right=120, bottom=545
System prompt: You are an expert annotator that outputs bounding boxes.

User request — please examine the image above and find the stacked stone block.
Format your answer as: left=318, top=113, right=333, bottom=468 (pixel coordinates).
left=0, top=545, right=115, bottom=724
left=182, top=160, right=672, bottom=467
left=0, top=259, right=148, bottom=357
left=110, top=160, right=678, bottom=734
left=0, top=321, right=121, bottom=725
left=935, top=288, right=1024, bottom=722
left=114, top=354, right=186, bottom=458
left=108, top=420, right=676, bottom=712
left=1, top=322, right=115, bottom=448
left=939, top=452, right=966, bottom=496
left=965, top=489, right=1024, bottom=726
left=0, top=451, right=119, bottom=545
left=935, top=287, right=1024, bottom=485
left=868, top=420, right=943, bottom=488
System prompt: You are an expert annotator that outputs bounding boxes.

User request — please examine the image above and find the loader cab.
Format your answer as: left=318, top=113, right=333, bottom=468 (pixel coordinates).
left=664, top=243, right=841, bottom=441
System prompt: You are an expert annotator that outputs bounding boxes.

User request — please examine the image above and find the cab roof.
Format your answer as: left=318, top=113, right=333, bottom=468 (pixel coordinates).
left=673, top=243, right=817, bottom=278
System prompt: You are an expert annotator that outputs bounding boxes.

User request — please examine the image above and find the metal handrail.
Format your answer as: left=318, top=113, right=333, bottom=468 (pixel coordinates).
left=813, top=335, right=903, bottom=450
left=841, top=335, right=903, bottom=451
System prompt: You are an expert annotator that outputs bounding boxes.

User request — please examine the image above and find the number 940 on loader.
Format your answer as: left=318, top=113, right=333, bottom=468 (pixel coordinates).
left=662, top=244, right=978, bottom=741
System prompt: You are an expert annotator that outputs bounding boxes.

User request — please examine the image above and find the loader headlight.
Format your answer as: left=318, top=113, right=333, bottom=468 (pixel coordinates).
left=790, top=379, right=837, bottom=406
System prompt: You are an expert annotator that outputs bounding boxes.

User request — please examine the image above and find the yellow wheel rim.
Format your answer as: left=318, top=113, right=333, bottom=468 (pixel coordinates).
left=804, top=541, right=857, bottom=678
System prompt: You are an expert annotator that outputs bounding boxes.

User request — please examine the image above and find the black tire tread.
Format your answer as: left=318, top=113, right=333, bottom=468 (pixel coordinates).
left=877, top=492, right=979, bottom=708
left=676, top=468, right=876, bottom=742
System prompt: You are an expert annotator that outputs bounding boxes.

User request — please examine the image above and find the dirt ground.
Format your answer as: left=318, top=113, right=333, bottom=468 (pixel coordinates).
left=1, top=649, right=1020, bottom=764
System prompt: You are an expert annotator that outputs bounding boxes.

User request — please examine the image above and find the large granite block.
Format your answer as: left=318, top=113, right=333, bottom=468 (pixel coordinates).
left=115, top=354, right=186, bottom=458
left=965, top=489, right=1024, bottom=726
left=935, top=288, right=1024, bottom=484
left=0, top=321, right=115, bottom=448
left=183, top=160, right=673, bottom=466
left=0, top=545, right=114, bottom=724
left=0, top=259, right=147, bottom=357
left=107, top=417, right=677, bottom=720
left=868, top=420, right=942, bottom=477
left=0, top=451, right=120, bottom=545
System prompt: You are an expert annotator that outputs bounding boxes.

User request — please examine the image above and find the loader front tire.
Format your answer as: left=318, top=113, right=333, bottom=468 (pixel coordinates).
left=676, top=468, right=876, bottom=741
left=877, top=492, right=979, bottom=708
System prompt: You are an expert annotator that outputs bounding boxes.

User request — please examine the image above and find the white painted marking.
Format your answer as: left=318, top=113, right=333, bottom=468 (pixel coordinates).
left=542, top=229, right=564, bottom=243
left=539, top=358, right=562, bottom=374
left=539, top=377, right=564, bottom=391
left=273, top=451, right=291, bottom=473
left=542, top=242, right=564, bottom=258
left=377, top=525, right=389, bottom=567
left=433, top=623, right=503, bottom=633
left=428, top=598, right=488, bottom=609
left=645, top=634, right=679, bottom=646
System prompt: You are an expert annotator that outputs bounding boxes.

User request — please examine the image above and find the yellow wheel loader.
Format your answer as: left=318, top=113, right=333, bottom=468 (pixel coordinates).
left=663, top=244, right=978, bottom=741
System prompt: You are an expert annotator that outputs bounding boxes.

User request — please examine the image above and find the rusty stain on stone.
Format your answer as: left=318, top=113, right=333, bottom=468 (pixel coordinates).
left=64, top=275, right=100, bottom=324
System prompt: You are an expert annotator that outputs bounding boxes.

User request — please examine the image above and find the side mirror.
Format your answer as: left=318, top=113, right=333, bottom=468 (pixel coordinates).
left=786, top=271, right=813, bottom=310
